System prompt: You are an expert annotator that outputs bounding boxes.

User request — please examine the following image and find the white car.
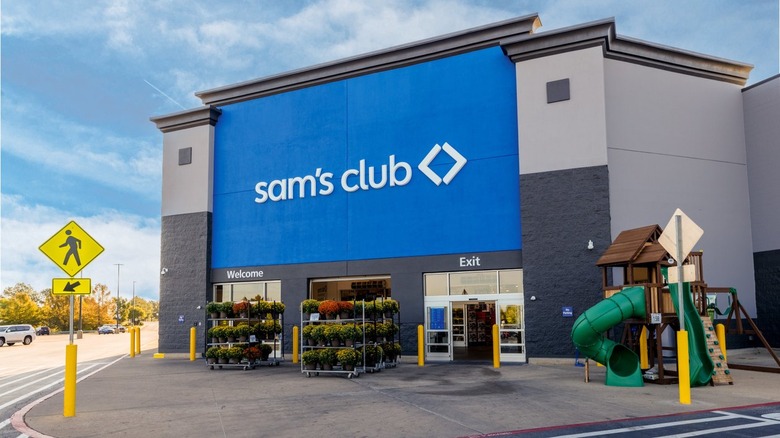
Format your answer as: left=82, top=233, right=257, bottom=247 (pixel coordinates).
left=0, top=324, right=37, bottom=347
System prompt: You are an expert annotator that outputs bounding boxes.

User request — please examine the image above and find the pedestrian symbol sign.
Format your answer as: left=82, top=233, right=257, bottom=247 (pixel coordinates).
left=52, top=278, right=92, bottom=295
left=39, top=221, right=104, bottom=277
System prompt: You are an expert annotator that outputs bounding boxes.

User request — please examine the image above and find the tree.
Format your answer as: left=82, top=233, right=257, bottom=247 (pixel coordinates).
left=41, top=289, right=71, bottom=330
left=92, top=283, right=113, bottom=327
left=3, top=283, right=45, bottom=306
left=0, top=289, right=43, bottom=324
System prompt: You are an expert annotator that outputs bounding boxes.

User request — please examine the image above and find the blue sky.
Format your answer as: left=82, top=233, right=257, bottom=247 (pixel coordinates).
left=1, top=0, right=778, bottom=301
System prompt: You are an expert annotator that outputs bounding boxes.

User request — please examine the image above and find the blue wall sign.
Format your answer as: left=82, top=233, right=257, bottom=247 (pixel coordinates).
left=212, top=47, right=521, bottom=268
left=562, top=307, right=574, bottom=318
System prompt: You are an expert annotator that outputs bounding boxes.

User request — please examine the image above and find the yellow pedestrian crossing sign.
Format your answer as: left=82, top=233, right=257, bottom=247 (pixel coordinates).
left=52, top=278, right=92, bottom=295
left=39, top=221, right=104, bottom=277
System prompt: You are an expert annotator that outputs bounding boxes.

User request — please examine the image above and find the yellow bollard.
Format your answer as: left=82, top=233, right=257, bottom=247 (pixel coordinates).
left=492, top=324, right=500, bottom=368
left=292, top=326, right=299, bottom=364
left=677, top=330, right=691, bottom=404
left=639, top=326, right=649, bottom=370
left=64, top=344, right=77, bottom=417
left=135, top=326, right=141, bottom=355
left=189, top=326, right=197, bottom=361
left=417, top=324, right=424, bottom=366
left=716, top=323, right=727, bottom=362
left=130, top=327, right=136, bottom=358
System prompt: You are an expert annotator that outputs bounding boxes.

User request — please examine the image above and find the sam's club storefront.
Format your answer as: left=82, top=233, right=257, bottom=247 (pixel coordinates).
left=152, top=15, right=765, bottom=359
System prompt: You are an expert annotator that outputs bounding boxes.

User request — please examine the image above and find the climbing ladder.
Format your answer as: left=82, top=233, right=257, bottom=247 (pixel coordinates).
left=701, top=315, right=733, bottom=385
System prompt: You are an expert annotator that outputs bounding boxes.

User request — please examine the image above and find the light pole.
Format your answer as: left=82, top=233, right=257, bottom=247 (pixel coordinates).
left=114, top=263, right=123, bottom=330
left=132, top=280, right=136, bottom=326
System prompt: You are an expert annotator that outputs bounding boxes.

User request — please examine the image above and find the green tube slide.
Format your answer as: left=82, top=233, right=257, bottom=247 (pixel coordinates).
left=668, top=282, right=714, bottom=387
left=571, top=286, right=646, bottom=387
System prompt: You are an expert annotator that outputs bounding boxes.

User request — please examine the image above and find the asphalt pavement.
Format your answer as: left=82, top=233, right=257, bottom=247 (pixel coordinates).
left=12, top=348, right=780, bottom=438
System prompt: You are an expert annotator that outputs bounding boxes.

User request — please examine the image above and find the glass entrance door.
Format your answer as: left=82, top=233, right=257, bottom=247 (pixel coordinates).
left=425, top=303, right=451, bottom=360
left=497, top=299, right=525, bottom=362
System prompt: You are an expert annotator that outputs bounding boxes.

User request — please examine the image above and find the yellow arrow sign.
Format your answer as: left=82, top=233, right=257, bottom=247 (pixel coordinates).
left=39, top=221, right=104, bottom=277
left=52, top=278, right=92, bottom=295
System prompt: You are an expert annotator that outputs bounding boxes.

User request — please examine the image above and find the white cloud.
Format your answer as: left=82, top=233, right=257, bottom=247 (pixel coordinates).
left=0, top=194, right=161, bottom=301
left=2, top=91, right=161, bottom=200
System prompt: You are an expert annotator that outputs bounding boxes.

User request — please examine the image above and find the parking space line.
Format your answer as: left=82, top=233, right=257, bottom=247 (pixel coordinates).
left=0, top=368, right=59, bottom=390
left=553, top=411, right=744, bottom=437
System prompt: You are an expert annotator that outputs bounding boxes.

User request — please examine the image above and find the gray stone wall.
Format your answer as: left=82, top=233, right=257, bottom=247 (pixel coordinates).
left=520, top=165, right=612, bottom=358
left=159, top=212, right=211, bottom=353
left=754, top=249, right=780, bottom=347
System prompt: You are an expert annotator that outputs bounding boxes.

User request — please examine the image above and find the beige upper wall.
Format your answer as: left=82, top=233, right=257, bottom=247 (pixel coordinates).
left=516, top=46, right=608, bottom=175
left=744, top=76, right=780, bottom=252
left=604, top=59, right=756, bottom=313
left=161, top=124, right=215, bottom=216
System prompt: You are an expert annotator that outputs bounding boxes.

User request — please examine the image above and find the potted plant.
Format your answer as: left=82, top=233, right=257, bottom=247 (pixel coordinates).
left=337, top=348, right=360, bottom=371
left=318, top=300, right=340, bottom=320
left=383, top=298, right=400, bottom=316
left=258, top=343, right=273, bottom=361
left=384, top=342, right=401, bottom=362
left=235, top=323, right=252, bottom=342
left=226, top=346, right=244, bottom=364
left=243, top=345, right=261, bottom=363
left=363, top=301, right=376, bottom=318
left=324, top=324, right=343, bottom=347
left=211, top=326, right=227, bottom=343
left=253, top=322, right=267, bottom=341
left=372, top=300, right=384, bottom=318
left=233, top=300, right=250, bottom=318
left=338, top=301, right=354, bottom=319
left=205, top=346, right=220, bottom=364
left=219, top=302, right=233, bottom=318
left=361, top=323, right=376, bottom=341
left=224, top=326, right=238, bottom=343
left=217, top=347, right=229, bottom=364
left=312, top=325, right=327, bottom=346
left=362, top=344, right=383, bottom=368
left=319, top=348, right=338, bottom=370
left=206, top=302, right=221, bottom=319
left=353, top=301, right=365, bottom=318
left=254, top=300, right=271, bottom=319
left=302, top=349, right=319, bottom=370
left=341, top=324, right=362, bottom=347
left=301, top=299, right=320, bottom=320
left=270, top=301, right=285, bottom=318
left=302, top=324, right=317, bottom=346
left=207, top=326, right=222, bottom=344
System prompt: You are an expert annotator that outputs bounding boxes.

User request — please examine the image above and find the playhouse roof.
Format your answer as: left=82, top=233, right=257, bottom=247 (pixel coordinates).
left=596, top=225, right=668, bottom=266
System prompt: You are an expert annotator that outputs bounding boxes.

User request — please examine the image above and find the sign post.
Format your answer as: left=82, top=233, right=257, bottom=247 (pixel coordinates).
left=39, top=220, right=104, bottom=417
left=658, top=208, right=703, bottom=406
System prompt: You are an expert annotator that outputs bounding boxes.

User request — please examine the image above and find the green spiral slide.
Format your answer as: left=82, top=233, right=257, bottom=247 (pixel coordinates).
left=668, top=282, right=714, bottom=387
left=571, top=286, right=646, bottom=387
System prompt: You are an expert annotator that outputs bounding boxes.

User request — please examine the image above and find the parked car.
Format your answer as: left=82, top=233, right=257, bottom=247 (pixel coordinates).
left=36, top=326, right=50, bottom=335
left=0, top=324, right=37, bottom=346
left=98, top=325, right=115, bottom=334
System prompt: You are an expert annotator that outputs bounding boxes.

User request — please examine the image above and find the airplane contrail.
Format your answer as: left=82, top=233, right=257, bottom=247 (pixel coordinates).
left=144, top=79, right=186, bottom=110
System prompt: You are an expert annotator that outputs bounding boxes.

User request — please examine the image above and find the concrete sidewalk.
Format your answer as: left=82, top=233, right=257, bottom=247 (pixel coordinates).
left=15, top=348, right=780, bottom=438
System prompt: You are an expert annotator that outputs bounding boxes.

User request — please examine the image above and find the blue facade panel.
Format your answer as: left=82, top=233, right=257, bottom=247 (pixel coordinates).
left=212, top=47, right=520, bottom=268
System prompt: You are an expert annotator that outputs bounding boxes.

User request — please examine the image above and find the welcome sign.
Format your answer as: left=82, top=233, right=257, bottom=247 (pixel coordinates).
left=212, top=47, right=521, bottom=268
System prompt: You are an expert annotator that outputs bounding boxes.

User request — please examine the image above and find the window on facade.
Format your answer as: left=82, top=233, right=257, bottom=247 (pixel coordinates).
left=213, top=281, right=282, bottom=302
left=449, top=271, right=497, bottom=295
left=499, top=270, right=523, bottom=294
left=424, top=273, right=448, bottom=296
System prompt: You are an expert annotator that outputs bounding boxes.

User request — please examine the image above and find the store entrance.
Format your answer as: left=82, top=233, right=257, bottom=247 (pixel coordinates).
left=452, top=301, right=495, bottom=360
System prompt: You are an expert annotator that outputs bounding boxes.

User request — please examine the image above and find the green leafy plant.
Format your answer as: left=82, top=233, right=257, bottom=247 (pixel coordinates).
left=270, top=301, right=285, bottom=316
left=235, top=323, right=252, bottom=339
left=383, top=299, right=400, bottom=315
left=319, top=348, right=338, bottom=366
left=302, top=349, right=319, bottom=365
left=205, top=346, right=220, bottom=360
left=324, top=324, right=343, bottom=345
left=312, top=325, right=327, bottom=344
left=207, top=326, right=223, bottom=340
left=337, top=348, right=360, bottom=367
left=258, top=343, right=273, bottom=360
left=254, top=300, right=271, bottom=318
left=301, top=299, right=321, bottom=314
left=206, top=302, right=221, bottom=316
left=341, top=324, right=362, bottom=342
left=220, top=302, right=234, bottom=317
left=362, top=344, right=383, bottom=366
left=302, top=324, right=316, bottom=341
left=226, top=346, right=244, bottom=362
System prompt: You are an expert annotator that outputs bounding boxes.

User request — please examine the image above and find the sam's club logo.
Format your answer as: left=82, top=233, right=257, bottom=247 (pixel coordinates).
left=253, top=142, right=468, bottom=203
